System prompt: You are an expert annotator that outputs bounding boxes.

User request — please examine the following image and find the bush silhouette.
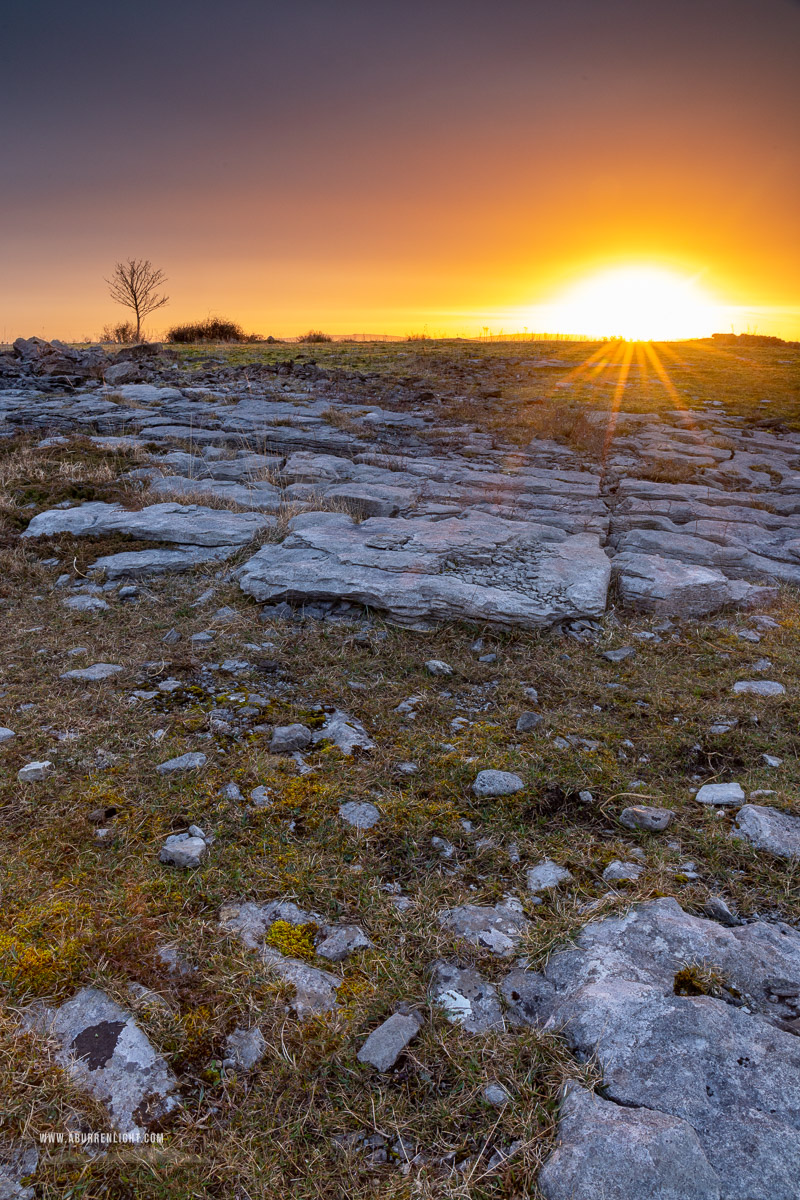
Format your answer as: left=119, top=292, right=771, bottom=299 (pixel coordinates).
left=166, top=318, right=261, bottom=344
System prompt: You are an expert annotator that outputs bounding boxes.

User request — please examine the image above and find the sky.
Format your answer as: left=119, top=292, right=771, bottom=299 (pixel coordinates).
left=2, top=0, right=799, bottom=340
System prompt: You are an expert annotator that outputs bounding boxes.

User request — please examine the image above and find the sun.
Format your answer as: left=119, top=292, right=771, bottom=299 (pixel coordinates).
left=539, top=266, right=722, bottom=341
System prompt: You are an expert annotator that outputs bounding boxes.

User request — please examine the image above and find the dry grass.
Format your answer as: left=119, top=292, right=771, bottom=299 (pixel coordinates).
left=2, top=348, right=800, bottom=1196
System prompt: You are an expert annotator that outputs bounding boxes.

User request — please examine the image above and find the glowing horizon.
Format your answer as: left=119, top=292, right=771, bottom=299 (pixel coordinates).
left=1, top=2, right=798, bottom=345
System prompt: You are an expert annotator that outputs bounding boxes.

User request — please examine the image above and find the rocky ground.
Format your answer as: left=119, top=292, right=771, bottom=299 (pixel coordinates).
left=0, top=334, right=799, bottom=1199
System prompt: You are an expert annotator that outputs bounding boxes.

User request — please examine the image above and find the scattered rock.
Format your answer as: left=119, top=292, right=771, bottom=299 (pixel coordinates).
left=438, top=901, right=529, bottom=956
left=223, top=1026, right=266, bottom=1071
left=339, top=801, right=380, bottom=829
left=159, top=829, right=209, bottom=869
left=156, top=752, right=207, bottom=774
left=425, top=659, right=453, bottom=676
left=59, top=662, right=123, bottom=682
left=357, top=1010, right=423, bottom=1071
left=269, top=723, right=312, bottom=754
left=694, top=782, right=745, bottom=807
left=429, top=961, right=505, bottom=1032
left=527, top=859, right=573, bottom=894
left=17, top=760, right=53, bottom=782
left=731, top=804, right=800, bottom=859
left=312, top=709, right=374, bottom=754
left=0, top=727, right=16, bottom=745
left=0, top=1139, right=38, bottom=1200
left=516, top=711, right=543, bottom=733
left=732, top=680, right=785, bottom=696
left=62, top=594, right=110, bottom=613
left=603, top=647, right=636, bottom=663
left=602, top=860, right=643, bottom=883
left=472, top=769, right=525, bottom=798
left=483, top=1082, right=511, bottom=1107
left=703, top=896, right=741, bottom=927
left=619, top=805, right=674, bottom=831
left=315, top=925, right=373, bottom=962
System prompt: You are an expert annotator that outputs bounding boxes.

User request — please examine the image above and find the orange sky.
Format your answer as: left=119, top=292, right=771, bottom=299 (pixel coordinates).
left=2, top=0, right=799, bottom=341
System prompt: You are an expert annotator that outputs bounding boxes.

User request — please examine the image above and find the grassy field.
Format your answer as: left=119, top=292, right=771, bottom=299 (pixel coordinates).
left=0, top=340, right=798, bottom=1198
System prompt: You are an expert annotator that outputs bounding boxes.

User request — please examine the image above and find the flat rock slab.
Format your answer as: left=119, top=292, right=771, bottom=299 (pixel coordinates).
left=731, top=804, right=800, bottom=859
left=237, top=510, right=611, bottom=629
left=24, top=501, right=272, bottom=547
left=22, top=988, right=179, bottom=1138
left=695, top=782, right=745, bottom=807
left=60, top=662, right=122, bottom=682
left=539, top=1084, right=723, bottom=1200
left=611, top=551, right=774, bottom=618
left=89, top=544, right=238, bottom=578
left=521, top=898, right=800, bottom=1200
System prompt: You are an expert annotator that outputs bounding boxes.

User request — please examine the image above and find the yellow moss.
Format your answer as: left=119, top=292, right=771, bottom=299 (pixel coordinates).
left=0, top=932, right=82, bottom=993
left=265, top=920, right=318, bottom=961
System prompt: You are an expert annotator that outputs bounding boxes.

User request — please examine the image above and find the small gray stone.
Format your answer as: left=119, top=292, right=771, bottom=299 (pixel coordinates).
left=62, top=594, right=110, bottom=612
left=0, top=727, right=16, bottom=745
left=156, top=752, right=207, bottom=774
left=316, top=925, right=373, bottom=962
left=603, top=647, right=636, bottom=663
left=223, top=1026, right=266, bottom=1071
left=472, top=769, right=525, bottom=798
left=425, top=659, right=453, bottom=676
left=732, top=680, right=785, bottom=696
left=620, top=805, right=674, bottom=832
left=17, top=760, right=53, bottom=782
left=357, top=1010, right=423, bottom=1071
left=312, top=709, right=374, bottom=754
left=516, top=711, right=543, bottom=733
left=695, top=782, right=744, bottom=807
left=602, top=860, right=643, bottom=883
left=438, top=901, right=529, bottom=957
left=0, top=1138, right=38, bottom=1200
left=269, top=723, right=312, bottom=754
left=220, top=782, right=243, bottom=801
left=158, top=832, right=208, bottom=869
left=339, top=801, right=380, bottom=829
left=762, top=753, right=783, bottom=767
left=527, top=859, right=573, bottom=894
left=162, top=627, right=181, bottom=645
left=60, top=662, right=123, bottom=682
left=702, top=896, right=741, bottom=927
left=483, top=1082, right=512, bottom=1107
left=249, top=785, right=273, bottom=807
left=430, top=961, right=505, bottom=1032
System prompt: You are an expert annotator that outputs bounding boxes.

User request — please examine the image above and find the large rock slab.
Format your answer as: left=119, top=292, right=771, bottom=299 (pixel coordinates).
left=23, top=501, right=272, bottom=547
left=22, top=988, right=179, bottom=1138
left=237, top=510, right=611, bottom=628
left=539, top=1083, right=722, bottom=1200
left=522, top=898, right=800, bottom=1200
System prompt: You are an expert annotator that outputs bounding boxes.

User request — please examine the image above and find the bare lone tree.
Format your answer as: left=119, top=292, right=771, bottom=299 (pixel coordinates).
left=106, top=258, right=169, bottom=341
